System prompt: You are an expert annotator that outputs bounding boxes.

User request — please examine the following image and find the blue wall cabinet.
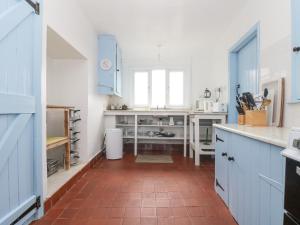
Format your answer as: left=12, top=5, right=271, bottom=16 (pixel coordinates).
left=97, top=34, right=122, bottom=96
left=291, top=0, right=300, bottom=101
left=0, top=0, right=44, bottom=224
left=215, top=128, right=285, bottom=225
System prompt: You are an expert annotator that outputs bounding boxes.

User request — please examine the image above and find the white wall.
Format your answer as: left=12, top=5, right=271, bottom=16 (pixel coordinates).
left=42, top=0, right=109, bottom=198
left=210, top=0, right=300, bottom=127
left=46, top=58, right=88, bottom=162
left=45, top=0, right=109, bottom=160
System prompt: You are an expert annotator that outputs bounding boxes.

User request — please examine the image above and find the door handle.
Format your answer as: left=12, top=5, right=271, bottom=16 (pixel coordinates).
left=216, top=135, right=224, bottom=142
left=216, top=179, right=225, bottom=191
left=293, top=47, right=300, bottom=52
left=222, top=152, right=227, bottom=157
left=228, top=156, right=235, bottom=162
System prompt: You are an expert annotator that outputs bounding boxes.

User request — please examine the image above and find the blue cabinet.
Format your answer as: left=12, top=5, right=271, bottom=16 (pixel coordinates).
left=97, top=34, right=122, bottom=96
left=215, top=128, right=285, bottom=225
left=215, top=129, right=229, bottom=205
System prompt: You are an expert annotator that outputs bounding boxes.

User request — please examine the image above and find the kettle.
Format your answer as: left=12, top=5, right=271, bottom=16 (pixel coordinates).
left=204, top=88, right=212, bottom=98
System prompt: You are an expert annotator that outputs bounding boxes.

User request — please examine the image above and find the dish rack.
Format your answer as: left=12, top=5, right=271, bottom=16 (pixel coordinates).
left=69, top=109, right=81, bottom=166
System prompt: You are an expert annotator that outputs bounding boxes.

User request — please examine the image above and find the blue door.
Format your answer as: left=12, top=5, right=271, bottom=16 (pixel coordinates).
left=228, top=25, right=259, bottom=123
left=0, top=0, right=44, bottom=224
left=237, top=36, right=258, bottom=94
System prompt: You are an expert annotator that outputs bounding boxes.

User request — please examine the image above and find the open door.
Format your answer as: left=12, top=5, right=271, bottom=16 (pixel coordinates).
left=0, top=0, right=44, bottom=224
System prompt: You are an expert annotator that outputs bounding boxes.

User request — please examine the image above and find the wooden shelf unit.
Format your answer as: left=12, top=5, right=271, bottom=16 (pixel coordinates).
left=46, top=105, right=74, bottom=170
left=47, top=137, right=69, bottom=150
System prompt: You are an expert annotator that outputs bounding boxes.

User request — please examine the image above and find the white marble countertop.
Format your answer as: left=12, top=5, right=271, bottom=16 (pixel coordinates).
left=104, top=110, right=189, bottom=115
left=281, top=148, right=300, bottom=162
left=213, top=124, right=290, bottom=148
left=104, top=109, right=227, bottom=116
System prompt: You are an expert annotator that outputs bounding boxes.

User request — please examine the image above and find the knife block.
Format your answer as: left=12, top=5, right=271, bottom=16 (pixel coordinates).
left=238, top=115, right=245, bottom=125
left=245, top=110, right=268, bottom=126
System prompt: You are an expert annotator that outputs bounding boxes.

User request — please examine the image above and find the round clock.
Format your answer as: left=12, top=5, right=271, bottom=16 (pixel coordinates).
left=100, top=58, right=112, bottom=71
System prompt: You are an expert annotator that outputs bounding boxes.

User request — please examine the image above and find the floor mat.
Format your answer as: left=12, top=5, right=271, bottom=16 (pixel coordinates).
left=135, top=154, right=173, bottom=163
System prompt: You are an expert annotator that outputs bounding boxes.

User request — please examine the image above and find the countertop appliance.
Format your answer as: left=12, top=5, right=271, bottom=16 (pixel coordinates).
left=282, top=128, right=300, bottom=225
left=212, top=102, right=227, bottom=113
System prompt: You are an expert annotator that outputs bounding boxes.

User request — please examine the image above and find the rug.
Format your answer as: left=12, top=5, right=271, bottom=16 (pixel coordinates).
left=135, top=154, right=173, bottom=164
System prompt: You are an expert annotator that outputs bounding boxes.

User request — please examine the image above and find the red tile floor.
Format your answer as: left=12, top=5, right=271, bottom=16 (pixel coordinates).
left=33, top=150, right=237, bottom=225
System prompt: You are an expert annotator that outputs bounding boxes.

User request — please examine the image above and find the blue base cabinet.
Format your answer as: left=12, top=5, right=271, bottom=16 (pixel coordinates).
left=97, top=34, right=122, bottom=96
left=215, top=128, right=285, bottom=225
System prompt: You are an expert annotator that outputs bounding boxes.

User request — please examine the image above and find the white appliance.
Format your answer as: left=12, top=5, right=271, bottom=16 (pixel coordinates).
left=281, top=128, right=300, bottom=225
left=204, top=100, right=214, bottom=112
left=195, top=98, right=205, bottom=111
left=281, top=127, right=300, bottom=163
left=212, top=102, right=228, bottom=113
left=105, top=128, right=123, bottom=160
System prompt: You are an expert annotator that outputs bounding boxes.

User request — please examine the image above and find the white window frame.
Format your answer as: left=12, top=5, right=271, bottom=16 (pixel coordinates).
left=132, top=67, right=190, bottom=109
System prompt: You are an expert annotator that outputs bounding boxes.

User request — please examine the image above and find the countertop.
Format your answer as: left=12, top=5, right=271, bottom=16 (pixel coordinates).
left=281, top=148, right=300, bottom=163
left=213, top=124, right=290, bottom=148
left=104, top=109, right=227, bottom=116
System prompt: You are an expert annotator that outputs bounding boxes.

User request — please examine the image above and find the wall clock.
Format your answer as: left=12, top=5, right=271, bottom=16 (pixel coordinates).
left=100, top=58, right=112, bottom=71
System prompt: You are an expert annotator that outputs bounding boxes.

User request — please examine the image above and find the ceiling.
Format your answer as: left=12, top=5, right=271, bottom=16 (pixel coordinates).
left=47, top=26, right=86, bottom=59
left=77, top=0, right=246, bottom=60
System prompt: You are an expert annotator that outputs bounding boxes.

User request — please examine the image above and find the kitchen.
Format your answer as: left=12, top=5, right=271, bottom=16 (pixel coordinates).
left=0, top=0, right=300, bottom=225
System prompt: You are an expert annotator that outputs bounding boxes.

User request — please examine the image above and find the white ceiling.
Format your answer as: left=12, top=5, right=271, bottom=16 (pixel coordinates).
left=47, top=26, right=86, bottom=59
left=77, top=0, right=246, bottom=60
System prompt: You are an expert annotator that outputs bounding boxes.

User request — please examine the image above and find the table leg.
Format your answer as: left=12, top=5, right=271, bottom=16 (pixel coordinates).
left=134, top=114, right=138, bottom=156
left=194, top=116, right=200, bottom=166
left=189, top=117, right=193, bottom=159
left=184, top=115, right=187, bottom=157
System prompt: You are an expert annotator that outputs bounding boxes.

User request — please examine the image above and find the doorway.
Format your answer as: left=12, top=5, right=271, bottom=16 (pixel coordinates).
left=228, top=24, right=260, bottom=123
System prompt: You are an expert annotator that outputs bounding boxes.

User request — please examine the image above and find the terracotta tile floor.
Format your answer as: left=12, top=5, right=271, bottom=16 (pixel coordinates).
left=34, top=150, right=237, bottom=225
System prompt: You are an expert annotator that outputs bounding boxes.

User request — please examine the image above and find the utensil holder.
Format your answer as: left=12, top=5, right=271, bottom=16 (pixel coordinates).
left=245, top=110, right=268, bottom=126
left=238, top=115, right=245, bottom=125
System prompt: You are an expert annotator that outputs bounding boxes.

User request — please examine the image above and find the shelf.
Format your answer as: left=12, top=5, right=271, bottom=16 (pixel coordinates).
left=123, top=136, right=134, bottom=139
left=47, top=136, right=69, bottom=150
left=138, top=136, right=184, bottom=140
left=123, top=136, right=185, bottom=140
left=138, top=124, right=184, bottom=128
left=116, top=124, right=135, bottom=127
left=47, top=105, right=74, bottom=110
left=116, top=124, right=184, bottom=128
left=190, top=142, right=215, bottom=150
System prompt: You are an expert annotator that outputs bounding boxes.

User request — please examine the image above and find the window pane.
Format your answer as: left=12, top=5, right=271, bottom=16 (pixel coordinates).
left=151, top=70, right=166, bottom=108
left=134, top=72, right=148, bottom=105
left=169, top=71, right=184, bottom=105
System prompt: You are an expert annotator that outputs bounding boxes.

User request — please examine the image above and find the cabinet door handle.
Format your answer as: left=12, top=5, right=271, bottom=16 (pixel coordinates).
left=222, top=152, right=227, bottom=157
left=216, top=135, right=224, bottom=142
left=293, top=46, right=300, bottom=52
left=228, top=156, right=235, bottom=162
left=216, top=179, right=225, bottom=191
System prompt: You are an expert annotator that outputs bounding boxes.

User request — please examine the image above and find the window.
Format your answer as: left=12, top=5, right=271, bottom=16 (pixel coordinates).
left=134, top=72, right=149, bottom=105
left=151, top=70, right=166, bottom=107
left=133, top=69, right=185, bottom=108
